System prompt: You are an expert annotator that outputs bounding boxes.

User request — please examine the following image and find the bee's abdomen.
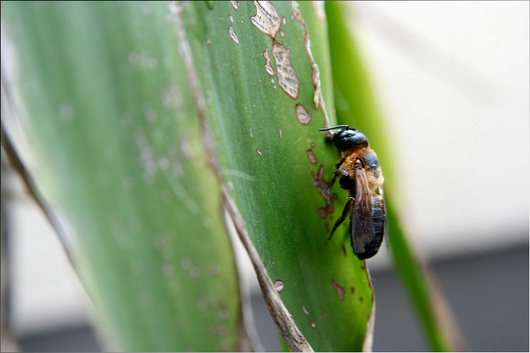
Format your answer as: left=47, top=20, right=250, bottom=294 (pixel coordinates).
left=355, top=197, right=385, bottom=260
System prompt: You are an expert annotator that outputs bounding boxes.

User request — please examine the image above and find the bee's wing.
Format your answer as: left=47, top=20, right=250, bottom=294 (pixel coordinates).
left=352, top=166, right=374, bottom=256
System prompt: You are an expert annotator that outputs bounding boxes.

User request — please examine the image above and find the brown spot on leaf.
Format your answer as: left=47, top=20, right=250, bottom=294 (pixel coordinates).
left=272, top=41, right=299, bottom=98
left=350, top=287, right=355, bottom=294
left=331, top=279, right=346, bottom=301
left=295, top=103, right=311, bottom=124
left=306, top=149, right=317, bottom=164
left=229, top=26, right=239, bottom=44
left=311, top=165, right=334, bottom=218
left=291, top=3, right=330, bottom=123
left=257, top=148, right=262, bottom=157
left=251, top=1, right=280, bottom=38
left=341, top=244, right=347, bottom=257
left=274, top=280, right=284, bottom=292
left=263, top=47, right=275, bottom=76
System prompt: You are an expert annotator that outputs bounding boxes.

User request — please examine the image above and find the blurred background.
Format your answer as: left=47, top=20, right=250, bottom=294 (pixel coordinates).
left=2, top=2, right=528, bottom=351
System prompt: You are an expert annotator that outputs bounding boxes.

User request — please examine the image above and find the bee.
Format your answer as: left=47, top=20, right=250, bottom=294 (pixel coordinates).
left=319, top=125, right=387, bottom=260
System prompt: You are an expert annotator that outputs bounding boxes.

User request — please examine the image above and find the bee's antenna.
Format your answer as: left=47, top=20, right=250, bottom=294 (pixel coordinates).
left=318, top=125, right=350, bottom=132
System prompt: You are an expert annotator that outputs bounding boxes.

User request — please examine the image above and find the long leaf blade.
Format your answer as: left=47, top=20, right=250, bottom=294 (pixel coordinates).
left=178, top=1, right=374, bottom=350
left=2, top=2, right=245, bottom=351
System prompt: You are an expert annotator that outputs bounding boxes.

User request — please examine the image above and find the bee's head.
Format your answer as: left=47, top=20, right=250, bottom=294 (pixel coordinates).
left=319, top=125, right=369, bottom=151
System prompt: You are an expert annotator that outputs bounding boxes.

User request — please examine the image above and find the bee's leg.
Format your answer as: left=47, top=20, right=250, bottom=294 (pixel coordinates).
left=328, top=196, right=354, bottom=240
left=326, top=169, right=348, bottom=203
left=329, top=169, right=349, bottom=188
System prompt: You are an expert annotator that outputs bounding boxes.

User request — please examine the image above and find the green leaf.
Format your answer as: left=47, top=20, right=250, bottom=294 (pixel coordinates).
left=1, top=1, right=384, bottom=351
left=2, top=2, right=244, bottom=351
left=325, top=1, right=457, bottom=351
left=178, top=1, right=373, bottom=351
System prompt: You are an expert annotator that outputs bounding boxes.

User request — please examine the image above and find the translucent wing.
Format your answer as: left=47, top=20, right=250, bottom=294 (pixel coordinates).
left=351, top=165, right=374, bottom=257
left=362, top=191, right=387, bottom=259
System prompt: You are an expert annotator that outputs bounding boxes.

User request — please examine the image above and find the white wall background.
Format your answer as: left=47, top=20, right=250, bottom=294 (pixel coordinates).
left=4, top=0, right=529, bottom=339
left=349, top=1, right=529, bottom=261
